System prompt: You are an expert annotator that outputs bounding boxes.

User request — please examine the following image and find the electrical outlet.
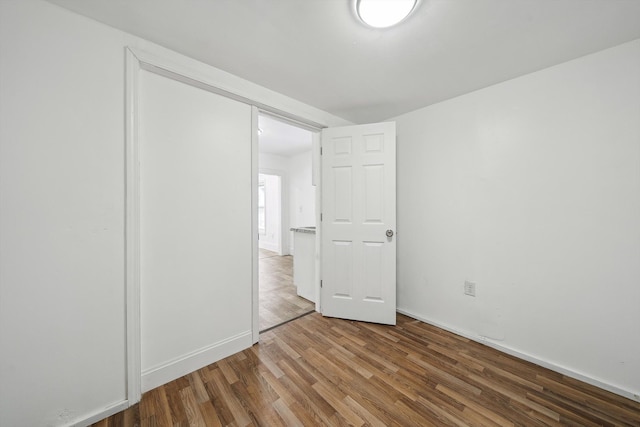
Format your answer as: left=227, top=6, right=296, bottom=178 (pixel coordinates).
left=464, top=281, right=476, bottom=297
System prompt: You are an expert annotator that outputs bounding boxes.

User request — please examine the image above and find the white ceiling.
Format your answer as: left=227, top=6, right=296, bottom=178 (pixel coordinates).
left=259, top=114, right=313, bottom=157
left=47, top=0, right=640, bottom=124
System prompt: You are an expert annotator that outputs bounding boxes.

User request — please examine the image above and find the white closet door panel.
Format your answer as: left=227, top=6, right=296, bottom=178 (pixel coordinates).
left=139, top=70, right=252, bottom=382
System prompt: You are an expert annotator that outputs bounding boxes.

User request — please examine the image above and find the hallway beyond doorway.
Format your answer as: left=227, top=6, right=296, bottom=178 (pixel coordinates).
left=259, top=249, right=314, bottom=331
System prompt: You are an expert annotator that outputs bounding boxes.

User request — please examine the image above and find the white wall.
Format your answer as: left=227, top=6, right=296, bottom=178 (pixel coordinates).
left=260, top=152, right=290, bottom=172
left=392, top=39, right=640, bottom=399
left=259, top=152, right=290, bottom=254
left=289, top=151, right=316, bottom=254
left=0, top=3, right=128, bottom=426
left=258, top=173, right=282, bottom=253
left=259, top=150, right=316, bottom=255
left=289, top=151, right=316, bottom=229
left=0, top=2, right=349, bottom=426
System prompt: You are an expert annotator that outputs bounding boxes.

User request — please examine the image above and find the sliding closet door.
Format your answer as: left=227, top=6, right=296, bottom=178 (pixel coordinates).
left=139, top=70, right=252, bottom=391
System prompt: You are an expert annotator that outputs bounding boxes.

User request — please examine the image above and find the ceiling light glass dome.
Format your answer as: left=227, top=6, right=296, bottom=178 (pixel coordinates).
left=356, top=0, right=418, bottom=28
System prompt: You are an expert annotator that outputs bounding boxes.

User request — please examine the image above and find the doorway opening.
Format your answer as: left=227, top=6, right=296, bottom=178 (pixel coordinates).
left=257, top=114, right=316, bottom=332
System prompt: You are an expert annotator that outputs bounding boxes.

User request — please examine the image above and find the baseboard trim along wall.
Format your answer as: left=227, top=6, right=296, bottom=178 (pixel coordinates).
left=258, top=240, right=279, bottom=253
left=69, top=400, right=129, bottom=427
left=396, top=308, right=640, bottom=403
left=141, top=331, right=253, bottom=393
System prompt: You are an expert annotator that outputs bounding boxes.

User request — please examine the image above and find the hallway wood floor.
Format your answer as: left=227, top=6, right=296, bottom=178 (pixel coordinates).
left=259, top=248, right=315, bottom=331
left=94, top=313, right=640, bottom=426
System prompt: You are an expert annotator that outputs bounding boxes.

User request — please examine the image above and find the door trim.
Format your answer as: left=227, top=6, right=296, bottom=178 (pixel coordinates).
left=124, top=47, right=142, bottom=405
left=251, top=107, right=260, bottom=344
left=125, top=47, right=328, bottom=405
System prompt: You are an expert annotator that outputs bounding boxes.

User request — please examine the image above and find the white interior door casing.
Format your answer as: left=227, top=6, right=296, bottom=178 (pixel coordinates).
left=321, top=122, right=396, bottom=325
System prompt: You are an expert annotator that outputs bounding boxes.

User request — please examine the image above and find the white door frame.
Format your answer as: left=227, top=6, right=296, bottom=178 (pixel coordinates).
left=312, top=131, right=323, bottom=310
left=125, top=47, right=325, bottom=406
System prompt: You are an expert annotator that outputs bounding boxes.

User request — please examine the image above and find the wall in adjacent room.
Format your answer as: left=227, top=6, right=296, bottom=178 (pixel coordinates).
left=259, top=152, right=291, bottom=254
left=289, top=150, right=316, bottom=255
left=260, top=152, right=291, bottom=173
left=258, top=173, right=282, bottom=253
left=392, top=39, right=640, bottom=398
left=259, top=150, right=316, bottom=255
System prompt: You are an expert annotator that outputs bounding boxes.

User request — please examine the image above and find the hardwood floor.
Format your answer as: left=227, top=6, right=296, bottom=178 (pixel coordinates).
left=94, top=313, right=640, bottom=426
left=259, top=248, right=315, bottom=332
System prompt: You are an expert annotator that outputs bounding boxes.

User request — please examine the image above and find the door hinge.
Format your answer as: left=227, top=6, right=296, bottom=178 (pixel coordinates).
left=320, top=213, right=323, bottom=221
left=320, top=280, right=323, bottom=288
left=320, top=146, right=323, bottom=155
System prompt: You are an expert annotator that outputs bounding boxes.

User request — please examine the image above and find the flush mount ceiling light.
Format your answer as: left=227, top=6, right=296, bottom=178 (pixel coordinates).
left=356, top=0, right=418, bottom=28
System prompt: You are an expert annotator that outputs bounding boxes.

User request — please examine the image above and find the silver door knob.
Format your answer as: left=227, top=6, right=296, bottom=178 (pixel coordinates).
left=386, top=229, right=394, bottom=237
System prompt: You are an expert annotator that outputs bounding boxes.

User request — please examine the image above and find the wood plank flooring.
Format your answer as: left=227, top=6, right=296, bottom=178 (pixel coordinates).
left=259, top=248, right=315, bottom=331
left=94, top=313, right=640, bottom=426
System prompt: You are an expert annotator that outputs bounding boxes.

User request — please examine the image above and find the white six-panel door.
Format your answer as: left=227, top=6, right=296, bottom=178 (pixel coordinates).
left=321, top=122, right=396, bottom=325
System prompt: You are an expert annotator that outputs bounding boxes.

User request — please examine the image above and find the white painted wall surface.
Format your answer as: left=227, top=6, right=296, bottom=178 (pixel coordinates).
left=0, top=2, right=349, bottom=425
left=289, top=151, right=316, bottom=253
left=258, top=151, right=315, bottom=255
left=392, top=39, right=640, bottom=398
left=258, top=173, right=282, bottom=253
left=139, top=70, right=252, bottom=390
left=0, top=3, right=128, bottom=426
left=260, top=152, right=290, bottom=172
left=259, top=152, right=290, bottom=254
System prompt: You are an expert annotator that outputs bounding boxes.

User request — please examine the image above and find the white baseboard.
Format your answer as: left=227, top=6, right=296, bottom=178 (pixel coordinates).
left=258, top=240, right=279, bottom=253
left=297, top=288, right=315, bottom=303
left=67, top=400, right=129, bottom=427
left=396, top=308, right=640, bottom=403
left=141, top=331, right=252, bottom=393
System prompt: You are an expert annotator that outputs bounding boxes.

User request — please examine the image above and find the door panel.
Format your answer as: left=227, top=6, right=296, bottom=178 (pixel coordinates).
left=333, top=167, right=353, bottom=222
left=139, top=70, right=252, bottom=390
left=321, top=122, right=396, bottom=325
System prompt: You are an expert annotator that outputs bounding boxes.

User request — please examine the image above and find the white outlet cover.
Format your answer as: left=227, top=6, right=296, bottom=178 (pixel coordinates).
left=464, top=281, right=476, bottom=297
